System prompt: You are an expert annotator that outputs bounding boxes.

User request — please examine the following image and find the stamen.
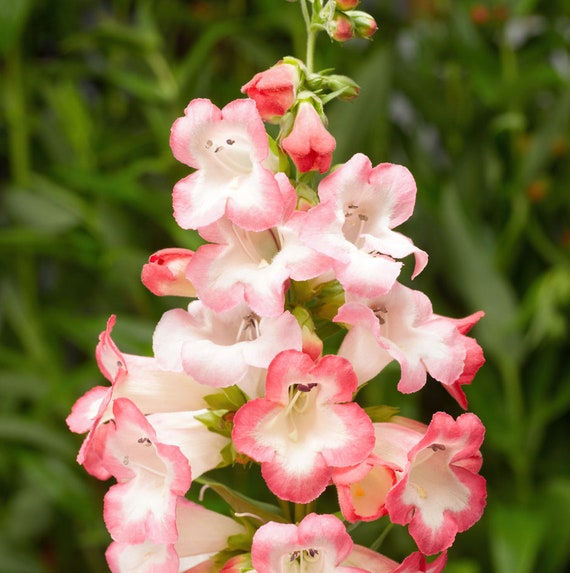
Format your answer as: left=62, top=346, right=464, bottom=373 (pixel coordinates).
left=232, top=225, right=262, bottom=264
left=235, top=313, right=261, bottom=342
left=297, top=382, right=317, bottom=392
left=430, top=443, right=446, bottom=452
left=372, top=305, right=387, bottom=325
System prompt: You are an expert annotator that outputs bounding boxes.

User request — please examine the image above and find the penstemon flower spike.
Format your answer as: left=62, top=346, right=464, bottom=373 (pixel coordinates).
left=67, top=2, right=486, bottom=572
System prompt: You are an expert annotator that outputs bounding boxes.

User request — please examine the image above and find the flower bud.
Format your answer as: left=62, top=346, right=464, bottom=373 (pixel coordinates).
left=324, top=74, right=360, bottom=101
left=329, top=12, right=354, bottom=42
left=281, top=101, right=336, bottom=173
left=241, top=61, right=300, bottom=122
left=141, top=248, right=196, bottom=297
left=346, top=10, right=378, bottom=39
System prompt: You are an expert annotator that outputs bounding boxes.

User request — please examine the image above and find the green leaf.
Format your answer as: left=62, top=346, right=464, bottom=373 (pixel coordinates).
left=488, top=503, right=544, bottom=573
left=539, top=478, right=570, bottom=573
left=439, top=186, right=523, bottom=364
left=196, top=476, right=289, bottom=524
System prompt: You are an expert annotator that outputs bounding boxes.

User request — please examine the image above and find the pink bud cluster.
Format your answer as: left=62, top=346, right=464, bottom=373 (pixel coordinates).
left=67, top=20, right=486, bottom=573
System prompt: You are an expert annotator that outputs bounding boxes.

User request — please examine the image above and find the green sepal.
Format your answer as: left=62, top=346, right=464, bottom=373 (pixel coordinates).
left=204, top=385, right=249, bottom=411
left=295, top=181, right=320, bottom=208
left=194, top=409, right=233, bottom=438
left=364, top=405, right=400, bottom=423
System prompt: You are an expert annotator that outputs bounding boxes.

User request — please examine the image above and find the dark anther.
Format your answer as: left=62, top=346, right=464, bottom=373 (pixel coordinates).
left=430, top=443, right=446, bottom=452
left=297, top=382, right=318, bottom=392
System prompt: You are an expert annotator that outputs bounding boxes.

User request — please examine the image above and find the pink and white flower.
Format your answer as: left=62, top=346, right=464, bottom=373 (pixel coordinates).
left=242, top=61, right=300, bottom=122
left=375, top=412, right=487, bottom=555
left=232, top=349, right=375, bottom=503
left=95, top=398, right=191, bottom=545
left=170, top=98, right=284, bottom=231
left=300, top=153, right=427, bottom=298
left=152, top=301, right=302, bottom=397
left=106, top=496, right=244, bottom=573
left=251, top=513, right=366, bottom=573
left=281, top=101, right=336, bottom=173
left=336, top=281, right=485, bottom=404
left=66, top=315, right=212, bottom=479
left=186, top=173, right=332, bottom=317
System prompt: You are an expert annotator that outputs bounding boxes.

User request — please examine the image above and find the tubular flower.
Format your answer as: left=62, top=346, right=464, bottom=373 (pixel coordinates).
left=232, top=349, right=375, bottom=503
left=106, top=497, right=245, bottom=573
left=186, top=172, right=332, bottom=318
left=152, top=300, right=303, bottom=397
left=335, top=281, right=485, bottom=405
left=281, top=101, right=336, bottom=173
left=66, top=315, right=212, bottom=480
left=375, top=412, right=487, bottom=555
left=95, top=398, right=192, bottom=545
left=251, top=513, right=367, bottom=573
left=170, top=98, right=284, bottom=231
left=300, top=153, right=427, bottom=298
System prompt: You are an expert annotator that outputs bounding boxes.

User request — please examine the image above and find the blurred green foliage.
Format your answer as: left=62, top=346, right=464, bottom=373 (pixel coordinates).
left=1, top=0, right=569, bottom=571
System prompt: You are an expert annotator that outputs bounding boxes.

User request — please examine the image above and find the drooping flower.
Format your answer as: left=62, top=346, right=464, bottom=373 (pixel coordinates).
left=251, top=513, right=367, bottom=573
left=170, top=98, right=284, bottom=231
left=152, top=300, right=303, bottom=397
left=106, top=496, right=245, bottom=573
left=281, top=101, right=336, bottom=173
left=242, top=61, right=300, bottom=122
left=141, top=248, right=197, bottom=297
left=300, top=153, right=427, bottom=298
left=232, top=349, right=375, bottom=503
left=375, top=412, right=487, bottom=555
left=336, top=281, right=485, bottom=405
left=66, top=315, right=212, bottom=479
left=95, top=398, right=192, bottom=545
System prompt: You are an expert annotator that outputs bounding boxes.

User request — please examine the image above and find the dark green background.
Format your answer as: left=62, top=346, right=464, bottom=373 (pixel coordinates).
left=1, top=0, right=569, bottom=571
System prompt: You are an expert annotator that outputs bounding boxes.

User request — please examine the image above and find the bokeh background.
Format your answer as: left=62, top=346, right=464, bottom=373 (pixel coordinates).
left=1, top=0, right=569, bottom=571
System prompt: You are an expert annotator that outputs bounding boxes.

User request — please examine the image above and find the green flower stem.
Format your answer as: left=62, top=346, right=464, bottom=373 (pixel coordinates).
left=299, top=0, right=317, bottom=73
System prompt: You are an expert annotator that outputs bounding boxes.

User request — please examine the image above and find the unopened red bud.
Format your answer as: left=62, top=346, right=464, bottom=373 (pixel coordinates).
left=347, top=10, right=378, bottom=38
left=141, top=248, right=196, bottom=297
left=241, top=62, right=301, bottom=122
left=329, top=13, right=354, bottom=42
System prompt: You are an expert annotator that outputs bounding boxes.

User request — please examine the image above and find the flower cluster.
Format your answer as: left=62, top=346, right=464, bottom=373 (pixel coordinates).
left=68, top=2, right=486, bottom=572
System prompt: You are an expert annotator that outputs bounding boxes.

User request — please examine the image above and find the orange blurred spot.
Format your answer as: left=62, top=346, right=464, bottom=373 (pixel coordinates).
left=470, top=5, right=490, bottom=25
left=526, top=179, right=549, bottom=203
